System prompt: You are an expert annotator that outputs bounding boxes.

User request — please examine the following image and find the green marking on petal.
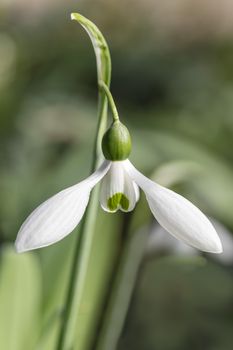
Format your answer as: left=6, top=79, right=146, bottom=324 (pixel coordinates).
left=107, top=192, right=129, bottom=211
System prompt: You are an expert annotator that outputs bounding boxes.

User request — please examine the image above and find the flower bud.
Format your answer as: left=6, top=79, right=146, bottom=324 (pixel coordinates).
left=102, top=121, right=132, bottom=161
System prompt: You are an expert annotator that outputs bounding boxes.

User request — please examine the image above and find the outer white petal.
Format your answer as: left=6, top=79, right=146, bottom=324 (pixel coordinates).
left=124, top=160, right=222, bottom=253
left=133, top=182, right=140, bottom=202
left=100, top=161, right=139, bottom=213
left=15, top=160, right=111, bottom=253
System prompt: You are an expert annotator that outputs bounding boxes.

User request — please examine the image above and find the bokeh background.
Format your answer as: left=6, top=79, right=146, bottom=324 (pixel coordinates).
left=1, top=1, right=233, bottom=350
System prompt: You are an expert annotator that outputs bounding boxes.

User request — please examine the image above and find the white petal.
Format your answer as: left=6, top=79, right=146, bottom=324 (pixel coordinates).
left=145, top=224, right=198, bottom=256
left=15, top=160, right=111, bottom=253
left=133, top=182, right=140, bottom=202
left=100, top=161, right=139, bottom=213
left=124, top=160, right=222, bottom=253
left=209, top=219, right=233, bottom=264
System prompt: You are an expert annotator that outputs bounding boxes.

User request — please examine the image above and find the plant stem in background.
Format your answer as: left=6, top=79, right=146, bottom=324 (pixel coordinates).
left=56, top=13, right=111, bottom=350
left=95, top=222, right=149, bottom=350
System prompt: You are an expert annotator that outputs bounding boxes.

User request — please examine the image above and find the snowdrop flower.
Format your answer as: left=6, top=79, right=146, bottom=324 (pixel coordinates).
left=15, top=85, right=222, bottom=254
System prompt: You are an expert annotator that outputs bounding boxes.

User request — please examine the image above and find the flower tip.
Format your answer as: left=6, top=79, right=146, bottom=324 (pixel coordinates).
left=15, top=240, right=24, bottom=254
left=70, top=13, right=76, bottom=21
left=204, top=234, right=223, bottom=254
left=211, top=241, right=223, bottom=254
left=15, top=237, right=37, bottom=254
left=15, top=234, right=30, bottom=253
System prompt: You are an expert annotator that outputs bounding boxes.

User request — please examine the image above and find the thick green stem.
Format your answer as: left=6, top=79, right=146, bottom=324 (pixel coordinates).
left=56, top=13, right=111, bottom=350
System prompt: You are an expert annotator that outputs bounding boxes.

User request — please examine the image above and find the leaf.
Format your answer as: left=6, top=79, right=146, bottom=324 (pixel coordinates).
left=70, top=12, right=112, bottom=158
left=0, top=245, right=41, bottom=350
left=96, top=225, right=148, bottom=350
left=71, top=13, right=111, bottom=85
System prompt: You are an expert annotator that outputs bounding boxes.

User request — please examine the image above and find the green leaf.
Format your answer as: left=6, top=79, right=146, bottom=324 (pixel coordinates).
left=71, top=13, right=111, bottom=85
left=0, top=245, right=41, bottom=350
left=70, top=12, right=112, bottom=160
left=96, top=225, right=148, bottom=350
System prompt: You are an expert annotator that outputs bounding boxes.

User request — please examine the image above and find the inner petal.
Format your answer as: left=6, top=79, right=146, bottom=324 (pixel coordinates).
left=107, top=192, right=129, bottom=212
left=100, top=161, right=139, bottom=213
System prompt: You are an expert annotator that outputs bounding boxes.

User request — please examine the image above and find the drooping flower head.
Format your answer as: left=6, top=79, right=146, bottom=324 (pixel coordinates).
left=15, top=14, right=222, bottom=255
left=15, top=82, right=222, bottom=254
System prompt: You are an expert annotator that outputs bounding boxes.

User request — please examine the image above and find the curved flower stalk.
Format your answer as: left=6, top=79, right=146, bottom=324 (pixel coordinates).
left=15, top=82, right=222, bottom=254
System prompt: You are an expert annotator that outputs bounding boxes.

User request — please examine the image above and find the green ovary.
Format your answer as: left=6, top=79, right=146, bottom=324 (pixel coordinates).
left=107, top=192, right=129, bottom=211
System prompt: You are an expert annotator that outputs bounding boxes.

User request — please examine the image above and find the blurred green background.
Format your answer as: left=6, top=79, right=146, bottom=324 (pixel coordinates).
left=1, top=1, right=233, bottom=349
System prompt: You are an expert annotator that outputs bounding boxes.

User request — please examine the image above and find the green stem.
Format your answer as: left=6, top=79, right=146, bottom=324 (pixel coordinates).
left=96, top=222, right=149, bottom=350
left=99, top=81, right=120, bottom=122
left=56, top=13, right=111, bottom=350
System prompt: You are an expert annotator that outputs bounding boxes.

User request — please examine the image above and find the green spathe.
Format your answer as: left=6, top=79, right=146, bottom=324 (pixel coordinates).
left=107, top=192, right=130, bottom=211
left=102, top=121, right=132, bottom=161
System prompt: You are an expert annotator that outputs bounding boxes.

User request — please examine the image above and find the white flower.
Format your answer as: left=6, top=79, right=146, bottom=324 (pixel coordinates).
left=15, top=159, right=222, bottom=254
